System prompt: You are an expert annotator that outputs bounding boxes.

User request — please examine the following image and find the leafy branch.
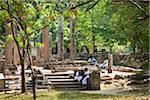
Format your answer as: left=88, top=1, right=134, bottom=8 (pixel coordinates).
left=71, top=0, right=93, bottom=9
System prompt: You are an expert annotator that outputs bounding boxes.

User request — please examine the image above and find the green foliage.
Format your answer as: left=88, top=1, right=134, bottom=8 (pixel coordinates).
left=34, top=42, right=43, bottom=48
left=7, top=35, right=14, bottom=43
left=0, top=0, right=148, bottom=54
left=74, top=0, right=149, bottom=53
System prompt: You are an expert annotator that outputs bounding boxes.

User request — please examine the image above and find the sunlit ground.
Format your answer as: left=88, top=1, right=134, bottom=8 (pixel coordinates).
left=0, top=90, right=149, bottom=100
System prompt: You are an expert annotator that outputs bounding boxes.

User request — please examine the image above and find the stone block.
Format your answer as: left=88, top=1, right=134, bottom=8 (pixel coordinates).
left=0, top=80, right=4, bottom=90
left=0, top=60, right=5, bottom=73
left=0, top=73, right=4, bottom=90
left=89, top=71, right=100, bottom=90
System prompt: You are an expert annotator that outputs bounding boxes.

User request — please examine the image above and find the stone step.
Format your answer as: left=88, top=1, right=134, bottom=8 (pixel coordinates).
left=26, top=85, right=50, bottom=89
left=26, top=83, right=83, bottom=88
left=53, top=86, right=87, bottom=90
left=44, top=72, right=72, bottom=76
left=46, top=76, right=71, bottom=79
left=27, top=80, right=81, bottom=86
left=27, top=84, right=82, bottom=88
left=47, top=79, right=75, bottom=82
left=49, top=81, right=81, bottom=85
left=0, top=88, right=11, bottom=92
left=26, top=86, right=86, bottom=90
left=51, top=84, right=82, bottom=88
left=26, top=84, right=85, bottom=90
left=36, top=74, right=44, bottom=77
left=25, top=70, right=88, bottom=90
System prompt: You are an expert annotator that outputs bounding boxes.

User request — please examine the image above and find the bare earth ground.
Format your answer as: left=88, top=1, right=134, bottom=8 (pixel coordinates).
left=1, top=64, right=149, bottom=100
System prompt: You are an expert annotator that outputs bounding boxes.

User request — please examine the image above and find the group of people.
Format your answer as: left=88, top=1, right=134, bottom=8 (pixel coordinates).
left=73, top=54, right=108, bottom=86
left=74, top=68, right=89, bottom=86
left=88, top=56, right=108, bottom=69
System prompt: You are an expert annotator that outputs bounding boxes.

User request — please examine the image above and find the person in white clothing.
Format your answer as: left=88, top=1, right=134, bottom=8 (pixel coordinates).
left=88, top=56, right=98, bottom=65
left=99, top=60, right=108, bottom=68
left=74, top=70, right=83, bottom=82
left=82, top=68, right=89, bottom=85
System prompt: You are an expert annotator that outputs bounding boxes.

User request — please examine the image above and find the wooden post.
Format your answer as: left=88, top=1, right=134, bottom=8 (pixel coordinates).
left=70, top=17, right=76, bottom=61
left=43, top=26, right=50, bottom=63
left=108, top=54, right=113, bottom=73
left=57, top=16, right=64, bottom=60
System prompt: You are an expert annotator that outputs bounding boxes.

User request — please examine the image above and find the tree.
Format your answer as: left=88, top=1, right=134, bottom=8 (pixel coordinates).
left=0, top=0, right=57, bottom=94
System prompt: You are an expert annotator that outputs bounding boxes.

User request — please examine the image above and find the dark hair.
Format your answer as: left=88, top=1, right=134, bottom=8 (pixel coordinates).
left=84, top=68, right=88, bottom=71
left=102, top=49, right=106, bottom=52
left=89, top=55, right=93, bottom=59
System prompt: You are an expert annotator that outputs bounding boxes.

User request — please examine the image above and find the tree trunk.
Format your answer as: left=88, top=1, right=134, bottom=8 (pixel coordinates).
left=133, top=43, right=136, bottom=54
left=10, top=21, right=26, bottom=93
left=91, top=11, right=96, bottom=56
left=21, top=58, right=26, bottom=93
left=57, top=16, right=64, bottom=60
left=20, top=36, right=26, bottom=93
left=92, top=35, right=96, bottom=55
left=0, top=50, right=2, bottom=60
left=43, top=26, right=50, bottom=63
left=27, top=39, right=36, bottom=100
left=70, top=17, right=76, bottom=61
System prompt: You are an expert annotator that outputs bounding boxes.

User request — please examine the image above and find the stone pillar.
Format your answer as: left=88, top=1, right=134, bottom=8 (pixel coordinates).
left=0, top=50, right=2, bottom=60
left=108, top=54, right=113, bottom=73
left=5, top=22, right=13, bottom=64
left=0, top=60, right=5, bottom=73
left=57, top=16, right=64, bottom=60
left=89, top=71, right=100, bottom=90
left=0, top=41, right=2, bottom=60
left=49, top=32, right=52, bottom=62
left=13, top=42, right=20, bottom=65
left=70, top=17, right=76, bottom=61
left=43, top=26, right=50, bottom=63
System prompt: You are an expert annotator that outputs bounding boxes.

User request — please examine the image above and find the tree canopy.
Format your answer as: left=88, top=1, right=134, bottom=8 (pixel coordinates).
left=0, top=0, right=149, bottom=53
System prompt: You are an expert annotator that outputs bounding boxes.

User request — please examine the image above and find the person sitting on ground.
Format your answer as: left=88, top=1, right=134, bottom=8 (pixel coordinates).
left=81, top=68, right=89, bottom=86
left=99, top=49, right=108, bottom=68
left=99, top=59, right=108, bottom=68
left=74, top=70, right=83, bottom=82
left=88, top=56, right=98, bottom=65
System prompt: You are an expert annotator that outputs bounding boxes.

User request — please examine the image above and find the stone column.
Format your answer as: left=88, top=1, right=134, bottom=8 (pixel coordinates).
left=108, top=54, right=113, bottom=73
left=57, top=16, right=64, bottom=60
left=5, top=22, right=13, bottom=64
left=70, top=17, right=76, bottom=61
left=48, top=32, right=52, bottom=62
left=43, top=26, right=50, bottom=63
left=13, top=42, right=20, bottom=65
left=0, top=49, right=2, bottom=60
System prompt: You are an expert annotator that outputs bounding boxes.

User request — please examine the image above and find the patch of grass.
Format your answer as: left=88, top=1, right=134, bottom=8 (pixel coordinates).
left=0, top=90, right=149, bottom=100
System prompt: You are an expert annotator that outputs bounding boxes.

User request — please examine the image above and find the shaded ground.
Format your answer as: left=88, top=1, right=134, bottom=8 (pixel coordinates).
left=0, top=90, right=149, bottom=100
left=81, top=85, right=149, bottom=96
